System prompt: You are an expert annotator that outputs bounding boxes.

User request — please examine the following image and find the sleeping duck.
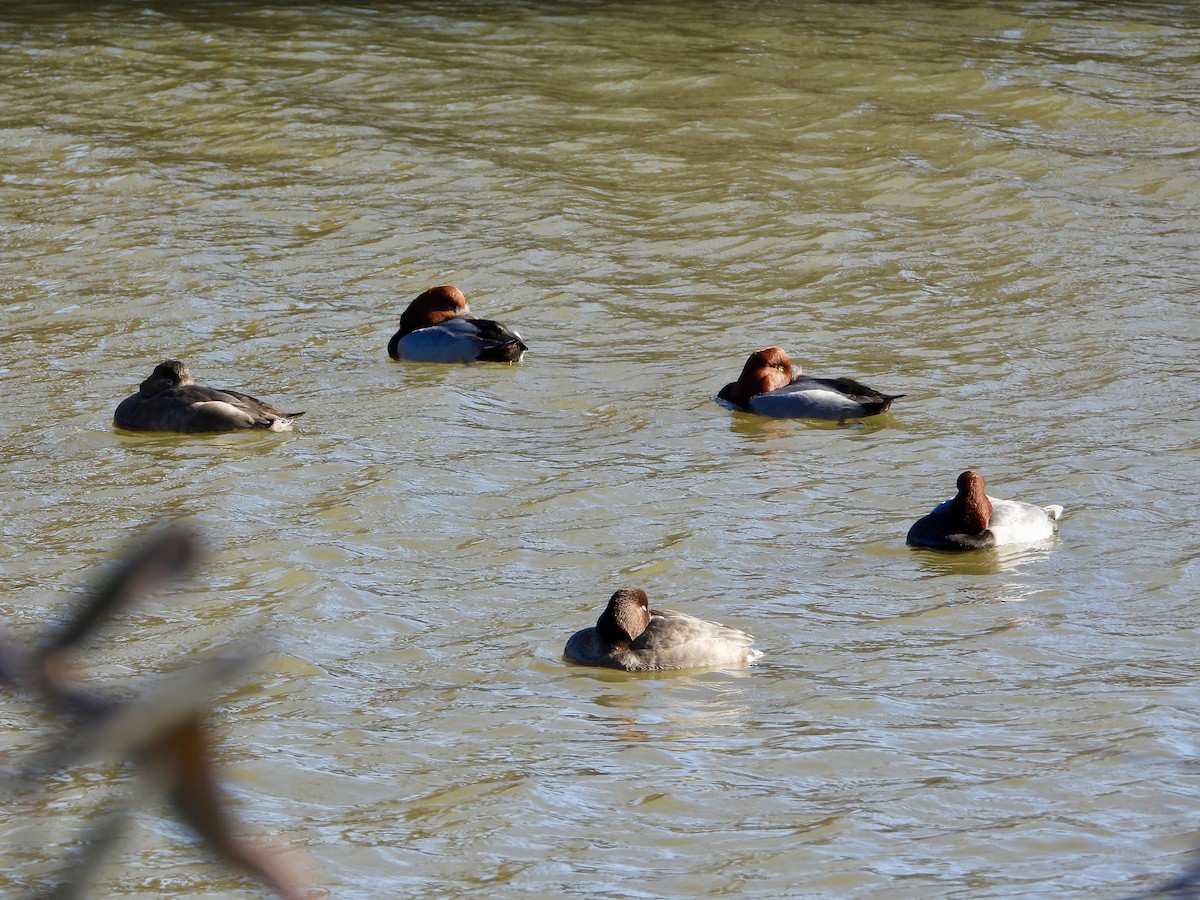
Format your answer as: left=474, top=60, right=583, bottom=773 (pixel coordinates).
left=906, top=470, right=1064, bottom=551
left=114, top=360, right=303, bottom=433
left=564, top=586, right=763, bottom=672
left=718, top=346, right=902, bottom=420
left=388, top=285, right=527, bottom=363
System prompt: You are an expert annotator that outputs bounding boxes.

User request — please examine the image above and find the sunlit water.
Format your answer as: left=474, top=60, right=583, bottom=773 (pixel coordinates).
left=2, top=1, right=1199, bottom=896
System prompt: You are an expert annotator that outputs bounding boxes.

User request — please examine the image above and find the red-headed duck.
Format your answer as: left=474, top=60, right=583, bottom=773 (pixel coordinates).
left=564, top=586, right=763, bottom=672
left=388, top=285, right=527, bottom=363
left=114, top=360, right=304, bottom=433
left=717, top=346, right=903, bottom=421
left=906, top=470, right=1064, bottom=551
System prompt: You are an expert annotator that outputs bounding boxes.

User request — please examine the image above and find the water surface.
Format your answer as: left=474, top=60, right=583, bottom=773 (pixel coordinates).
left=1, top=1, right=1198, bottom=897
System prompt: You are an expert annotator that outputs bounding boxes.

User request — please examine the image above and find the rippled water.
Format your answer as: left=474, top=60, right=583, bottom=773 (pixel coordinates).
left=2, top=1, right=1199, bottom=897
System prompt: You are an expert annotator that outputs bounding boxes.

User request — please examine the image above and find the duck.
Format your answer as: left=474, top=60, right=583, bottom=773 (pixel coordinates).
left=906, top=470, right=1064, bottom=551
left=387, top=285, right=527, bottom=363
left=563, top=586, right=763, bottom=672
left=717, top=346, right=903, bottom=420
left=114, top=360, right=304, bottom=433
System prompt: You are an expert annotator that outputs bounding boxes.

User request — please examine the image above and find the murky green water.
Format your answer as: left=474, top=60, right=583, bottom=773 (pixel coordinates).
left=2, top=1, right=1199, bottom=896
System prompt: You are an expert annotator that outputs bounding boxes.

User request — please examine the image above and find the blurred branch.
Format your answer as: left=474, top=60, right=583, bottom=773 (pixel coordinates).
left=0, top=523, right=320, bottom=899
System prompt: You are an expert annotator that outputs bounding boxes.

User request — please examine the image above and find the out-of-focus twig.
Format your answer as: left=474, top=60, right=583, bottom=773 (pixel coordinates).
left=0, top=522, right=319, bottom=899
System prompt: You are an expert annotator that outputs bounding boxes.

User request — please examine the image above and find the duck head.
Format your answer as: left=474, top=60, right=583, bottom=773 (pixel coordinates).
left=139, top=360, right=193, bottom=397
left=398, top=285, right=471, bottom=336
left=596, top=587, right=652, bottom=647
left=720, top=346, right=795, bottom=407
left=948, top=470, right=993, bottom=534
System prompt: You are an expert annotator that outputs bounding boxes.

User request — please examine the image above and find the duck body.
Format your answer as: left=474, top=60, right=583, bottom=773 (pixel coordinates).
left=564, top=587, right=762, bottom=672
left=718, top=347, right=901, bottom=420
left=906, top=470, right=1063, bottom=551
left=737, top=375, right=901, bottom=419
left=114, top=360, right=304, bottom=433
left=388, top=285, right=527, bottom=363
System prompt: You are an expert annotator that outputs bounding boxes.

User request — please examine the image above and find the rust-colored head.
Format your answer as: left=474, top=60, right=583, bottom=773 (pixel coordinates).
left=397, top=285, right=470, bottom=336
left=950, top=470, right=992, bottom=533
left=720, top=346, right=794, bottom=407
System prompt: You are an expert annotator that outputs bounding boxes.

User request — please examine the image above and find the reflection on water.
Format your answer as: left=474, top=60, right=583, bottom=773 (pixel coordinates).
left=2, top=0, right=1199, bottom=896
left=908, top=542, right=1060, bottom=577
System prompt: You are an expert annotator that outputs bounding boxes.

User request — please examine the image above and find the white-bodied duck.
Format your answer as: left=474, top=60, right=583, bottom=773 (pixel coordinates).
left=388, top=285, right=527, bottom=363
left=564, top=586, right=763, bottom=672
left=717, top=346, right=902, bottom=420
left=906, top=470, right=1064, bottom=551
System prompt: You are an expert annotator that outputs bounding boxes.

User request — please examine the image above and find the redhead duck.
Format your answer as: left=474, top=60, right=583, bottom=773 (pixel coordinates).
left=114, top=360, right=304, bottom=433
left=717, top=346, right=902, bottom=420
left=564, top=587, right=763, bottom=672
left=388, top=285, right=527, bottom=363
left=907, top=470, right=1064, bottom=551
